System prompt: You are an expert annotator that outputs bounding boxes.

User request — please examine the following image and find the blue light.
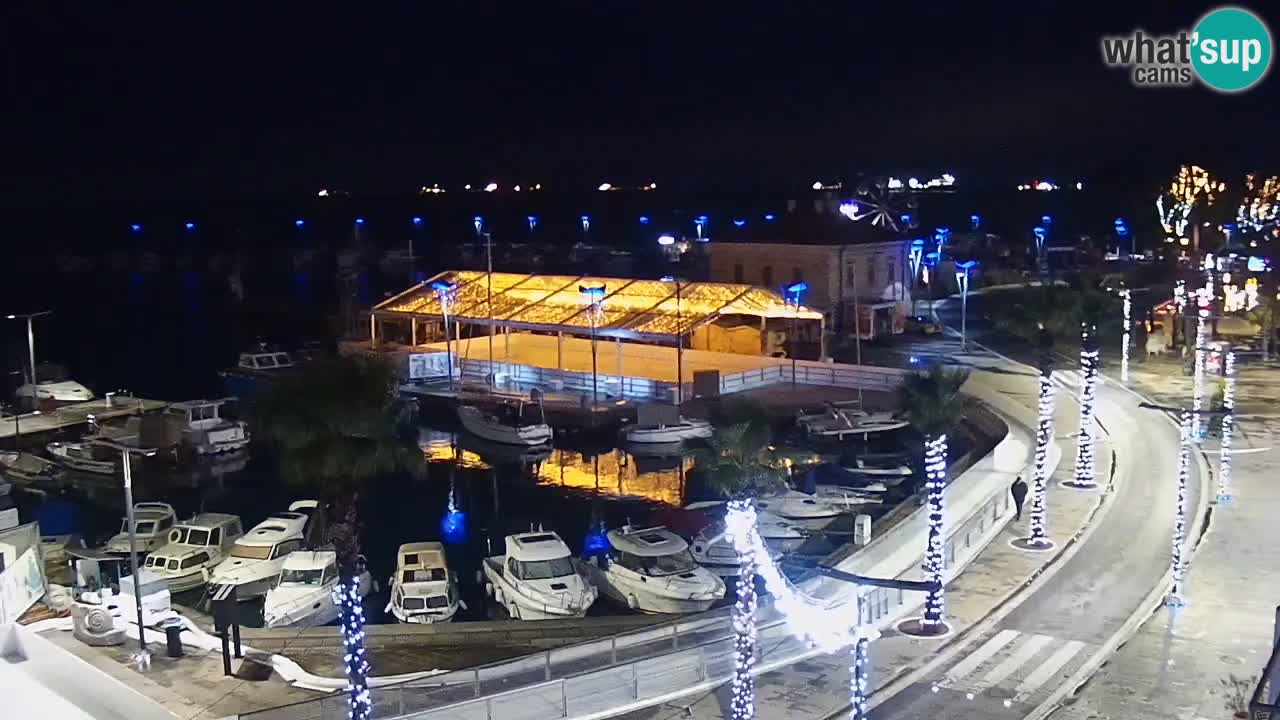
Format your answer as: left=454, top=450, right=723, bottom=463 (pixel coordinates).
left=412, top=216, right=423, bottom=226
left=970, top=214, right=981, bottom=228
left=294, top=219, right=305, bottom=228
left=910, top=355, right=920, bottom=365
left=956, top=259, right=978, bottom=270
left=184, top=222, right=196, bottom=231
left=785, top=281, right=809, bottom=296
left=581, top=214, right=591, bottom=222
left=733, top=219, right=746, bottom=227
left=1033, top=226, right=1047, bottom=240
left=901, top=213, right=912, bottom=225
left=441, top=508, right=468, bottom=545
left=583, top=523, right=610, bottom=556
left=1041, top=215, right=1053, bottom=225
left=658, top=234, right=676, bottom=246
left=696, top=215, right=709, bottom=222
left=130, top=224, right=142, bottom=233
left=355, top=217, right=365, bottom=225
left=764, top=213, right=776, bottom=221
left=1248, top=256, right=1267, bottom=272
left=639, top=215, right=650, bottom=224
left=579, top=284, right=606, bottom=299
left=431, top=280, right=456, bottom=293
left=910, top=238, right=926, bottom=248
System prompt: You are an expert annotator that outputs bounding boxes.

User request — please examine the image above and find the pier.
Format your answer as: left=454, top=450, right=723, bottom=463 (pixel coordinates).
left=0, top=395, right=169, bottom=443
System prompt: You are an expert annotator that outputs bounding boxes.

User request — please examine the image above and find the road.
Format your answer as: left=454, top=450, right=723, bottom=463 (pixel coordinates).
left=864, top=291, right=1202, bottom=718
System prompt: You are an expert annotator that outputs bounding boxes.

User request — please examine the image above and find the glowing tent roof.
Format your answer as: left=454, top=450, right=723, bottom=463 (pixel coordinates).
left=374, top=271, right=823, bottom=340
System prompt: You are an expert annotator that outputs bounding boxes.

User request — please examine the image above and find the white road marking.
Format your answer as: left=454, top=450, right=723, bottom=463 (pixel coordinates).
left=936, top=629, right=1020, bottom=689
left=970, top=634, right=1055, bottom=692
left=1011, top=640, right=1085, bottom=703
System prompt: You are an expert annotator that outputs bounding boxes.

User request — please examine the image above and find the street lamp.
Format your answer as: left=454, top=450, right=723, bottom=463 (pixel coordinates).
left=954, top=260, right=977, bottom=350
left=784, top=282, right=808, bottom=390
left=97, top=439, right=158, bottom=662
left=663, top=277, right=686, bottom=405
left=579, top=284, right=606, bottom=405
left=909, top=239, right=925, bottom=316
left=432, top=279, right=458, bottom=389
left=6, top=310, right=52, bottom=409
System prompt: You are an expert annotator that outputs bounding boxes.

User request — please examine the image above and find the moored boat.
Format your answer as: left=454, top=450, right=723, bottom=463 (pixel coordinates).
left=482, top=530, right=597, bottom=620
left=585, top=526, right=724, bottom=614
left=206, top=501, right=316, bottom=600
left=263, top=551, right=373, bottom=628
left=385, top=542, right=464, bottom=624
left=457, top=400, right=553, bottom=446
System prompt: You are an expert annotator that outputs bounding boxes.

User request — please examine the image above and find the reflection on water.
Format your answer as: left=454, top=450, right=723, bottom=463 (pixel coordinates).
left=418, top=429, right=693, bottom=507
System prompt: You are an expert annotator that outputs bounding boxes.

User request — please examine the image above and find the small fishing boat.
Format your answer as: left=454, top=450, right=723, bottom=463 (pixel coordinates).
left=263, top=551, right=373, bottom=628
left=142, top=513, right=244, bottom=593
left=585, top=526, right=724, bottom=614
left=46, top=440, right=118, bottom=475
left=164, top=399, right=251, bottom=455
left=206, top=501, right=317, bottom=600
left=621, top=417, right=712, bottom=444
left=385, top=542, right=464, bottom=624
left=458, top=400, right=553, bottom=446
left=482, top=531, right=597, bottom=620
left=220, top=347, right=302, bottom=400
left=104, top=503, right=177, bottom=554
left=0, top=451, right=63, bottom=484
left=685, top=504, right=807, bottom=577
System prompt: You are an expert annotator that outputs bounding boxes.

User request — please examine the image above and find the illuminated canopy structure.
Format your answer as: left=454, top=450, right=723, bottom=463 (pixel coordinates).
left=372, top=270, right=824, bottom=343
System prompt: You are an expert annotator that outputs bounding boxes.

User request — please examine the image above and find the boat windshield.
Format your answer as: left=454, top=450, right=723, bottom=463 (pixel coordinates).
left=515, top=557, right=575, bottom=580
left=127, top=520, right=156, bottom=535
left=231, top=544, right=273, bottom=560
left=171, top=528, right=210, bottom=546
left=641, top=549, right=699, bottom=576
left=279, top=568, right=324, bottom=585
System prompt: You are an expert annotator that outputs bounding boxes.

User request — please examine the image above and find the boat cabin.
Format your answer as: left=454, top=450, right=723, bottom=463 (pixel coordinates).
left=277, top=550, right=338, bottom=588
left=144, top=513, right=242, bottom=569
left=228, top=503, right=314, bottom=560
left=603, top=526, right=698, bottom=577
left=165, top=399, right=235, bottom=430
left=391, top=542, right=458, bottom=619
left=105, top=502, right=177, bottom=554
left=502, top=532, right=577, bottom=581
left=238, top=351, right=296, bottom=372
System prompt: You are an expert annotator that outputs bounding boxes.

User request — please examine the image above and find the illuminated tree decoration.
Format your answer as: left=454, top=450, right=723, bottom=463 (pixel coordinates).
left=850, top=635, right=870, bottom=720
left=1236, top=173, right=1280, bottom=234
left=1156, top=165, right=1223, bottom=245
left=1120, top=288, right=1132, bottom=383
left=921, top=433, right=948, bottom=628
left=1217, top=350, right=1236, bottom=503
left=728, top=500, right=758, bottom=720
left=333, top=581, right=372, bottom=720
left=1065, top=324, right=1099, bottom=489
left=1192, top=259, right=1214, bottom=439
left=1169, top=410, right=1192, bottom=607
left=1021, top=373, right=1056, bottom=549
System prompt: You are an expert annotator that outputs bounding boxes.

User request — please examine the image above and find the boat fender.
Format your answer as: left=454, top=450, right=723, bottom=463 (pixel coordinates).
left=626, top=593, right=638, bottom=610
left=459, top=599, right=469, bottom=611
left=168, top=529, right=183, bottom=544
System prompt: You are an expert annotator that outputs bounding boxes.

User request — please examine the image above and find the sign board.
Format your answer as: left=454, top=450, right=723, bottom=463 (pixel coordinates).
left=408, top=353, right=450, bottom=380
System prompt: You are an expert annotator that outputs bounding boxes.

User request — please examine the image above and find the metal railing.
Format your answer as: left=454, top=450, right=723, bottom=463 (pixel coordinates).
left=717, top=362, right=906, bottom=396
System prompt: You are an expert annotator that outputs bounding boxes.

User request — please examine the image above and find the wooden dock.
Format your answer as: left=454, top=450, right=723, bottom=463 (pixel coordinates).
left=0, top=396, right=169, bottom=442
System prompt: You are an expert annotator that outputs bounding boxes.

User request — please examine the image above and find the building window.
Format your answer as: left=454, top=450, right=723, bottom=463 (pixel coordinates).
left=867, top=262, right=877, bottom=287
left=792, top=267, right=803, bottom=284
left=847, top=263, right=857, bottom=286
left=888, top=261, right=896, bottom=285
left=762, top=265, right=773, bottom=287
left=734, top=263, right=744, bottom=283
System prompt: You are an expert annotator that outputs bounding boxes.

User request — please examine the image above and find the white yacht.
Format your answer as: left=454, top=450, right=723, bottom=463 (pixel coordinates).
left=164, top=399, right=250, bottom=455
left=482, top=531, right=597, bottom=620
left=15, top=365, right=94, bottom=407
left=206, top=501, right=317, bottom=599
left=142, top=513, right=244, bottom=593
left=754, top=490, right=849, bottom=529
left=385, top=542, right=463, bottom=624
left=621, top=418, right=712, bottom=444
left=458, top=401, right=552, bottom=446
left=46, top=440, right=117, bottom=475
left=798, top=408, right=908, bottom=439
left=104, top=503, right=177, bottom=554
left=685, top=502, right=807, bottom=577
left=263, top=551, right=373, bottom=628
left=585, top=526, right=724, bottom=614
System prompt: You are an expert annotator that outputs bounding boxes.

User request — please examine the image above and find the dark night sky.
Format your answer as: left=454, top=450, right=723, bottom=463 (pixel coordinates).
left=3, top=2, right=1278, bottom=205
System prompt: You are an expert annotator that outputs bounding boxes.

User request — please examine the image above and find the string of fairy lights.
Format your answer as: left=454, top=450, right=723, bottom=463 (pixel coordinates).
left=1067, top=324, right=1099, bottom=488
left=922, top=433, right=948, bottom=628
left=1192, top=258, right=1214, bottom=439
left=1217, top=350, right=1236, bottom=503
left=1169, top=410, right=1192, bottom=606
left=729, top=502, right=758, bottom=720
left=1120, top=288, right=1132, bottom=383
left=333, top=581, right=372, bottom=720
left=1027, top=373, right=1056, bottom=546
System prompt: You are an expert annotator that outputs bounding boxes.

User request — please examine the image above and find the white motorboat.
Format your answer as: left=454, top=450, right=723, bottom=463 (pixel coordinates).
left=836, top=459, right=913, bottom=477
left=263, top=551, right=373, bottom=628
left=753, top=490, right=848, bottom=529
left=46, top=440, right=118, bottom=475
left=621, top=418, right=712, bottom=444
left=385, top=542, right=464, bottom=624
left=799, top=408, right=908, bottom=439
left=811, top=485, right=886, bottom=509
left=104, top=502, right=177, bottom=554
left=458, top=401, right=553, bottom=446
left=206, top=501, right=317, bottom=600
left=685, top=502, right=807, bottom=576
left=142, top=513, right=244, bottom=593
left=15, top=377, right=93, bottom=407
left=165, top=399, right=250, bottom=455
left=585, top=526, right=724, bottom=614
left=482, top=531, right=597, bottom=620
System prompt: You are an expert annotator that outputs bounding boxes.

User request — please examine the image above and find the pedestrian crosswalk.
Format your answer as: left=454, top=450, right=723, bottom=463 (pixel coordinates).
left=934, top=629, right=1091, bottom=704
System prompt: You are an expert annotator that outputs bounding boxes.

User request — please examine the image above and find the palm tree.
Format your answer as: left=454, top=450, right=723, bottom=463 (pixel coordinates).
left=895, top=366, right=970, bottom=636
left=255, top=355, right=423, bottom=720
left=690, top=400, right=783, bottom=499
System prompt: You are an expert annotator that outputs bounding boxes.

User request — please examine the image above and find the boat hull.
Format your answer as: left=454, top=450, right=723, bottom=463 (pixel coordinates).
left=482, top=560, right=594, bottom=620
left=459, top=408, right=553, bottom=446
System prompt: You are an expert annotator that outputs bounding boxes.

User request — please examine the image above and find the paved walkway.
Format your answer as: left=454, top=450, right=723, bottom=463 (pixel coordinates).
left=621, top=349, right=1129, bottom=720
left=1047, top=363, right=1280, bottom=720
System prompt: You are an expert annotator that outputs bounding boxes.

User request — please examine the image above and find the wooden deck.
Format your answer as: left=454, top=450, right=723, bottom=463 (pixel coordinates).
left=0, top=396, right=169, bottom=442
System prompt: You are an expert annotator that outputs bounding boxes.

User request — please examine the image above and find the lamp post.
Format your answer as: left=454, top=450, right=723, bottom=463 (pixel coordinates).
left=6, top=310, right=52, bottom=410
left=579, top=284, right=606, bottom=405
left=663, top=276, right=685, bottom=405
left=954, top=260, right=976, bottom=350
left=484, top=232, right=495, bottom=386
left=784, top=282, right=808, bottom=390
left=432, top=279, right=458, bottom=389
left=909, top=239, right=925, bottom=316
left=98, top=439, right=158, bottom=661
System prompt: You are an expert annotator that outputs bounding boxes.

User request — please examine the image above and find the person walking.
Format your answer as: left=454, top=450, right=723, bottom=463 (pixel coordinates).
left=1010, top=475, right=1029, bottom=521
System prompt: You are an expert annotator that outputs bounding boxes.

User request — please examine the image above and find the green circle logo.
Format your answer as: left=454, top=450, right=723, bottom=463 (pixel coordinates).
left=1192, top=6, right=1272, bottom=92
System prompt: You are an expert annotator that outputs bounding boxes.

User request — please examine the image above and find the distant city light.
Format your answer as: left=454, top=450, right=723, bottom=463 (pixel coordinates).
left=412, top=216, right=423, bottom=226
left=733, top=219, right=746, bottom=227
left=648, top=182, right=657, bottom=190
left=484, top=182, right=498, bottom=192
left=1041, top=215, right=1053, bottom=225
left=514, top=185, right=521, bottom=192
left=658, top=234, right=676, bottom=246
left=130, top=224, right=142, bottom=233
left=639, top=215, right=650, bottom=224
left=295, top=219, right=305, bottom=228
left=597, top=182, right=613, bottom=191
left=354, top=217, right=365, bottom=225
left=527, top=215, right=538, bottom=230
left=764, top=213, right=776, bottom=221
left=838, top=201, right=859, bottom=220
left=812, top=181, right=824, bottom=190
left=464, top=184, right=472, bottom=190
left=184, top=222, right=196, bottom=230
left=1076, top=181, right=1084, bottom=190
left=317, top=189, right=329, bottom=197
left=534, top=183, right=542, bottom=190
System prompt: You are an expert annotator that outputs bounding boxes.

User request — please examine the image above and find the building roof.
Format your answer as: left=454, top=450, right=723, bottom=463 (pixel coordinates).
left=374, top=270, right=822, bottom=341
left=607, top=526, right=688, bottom=557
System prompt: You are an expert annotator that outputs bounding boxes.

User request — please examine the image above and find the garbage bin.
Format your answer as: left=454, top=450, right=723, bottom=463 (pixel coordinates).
left=165, top=624, right=184, bottom=658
